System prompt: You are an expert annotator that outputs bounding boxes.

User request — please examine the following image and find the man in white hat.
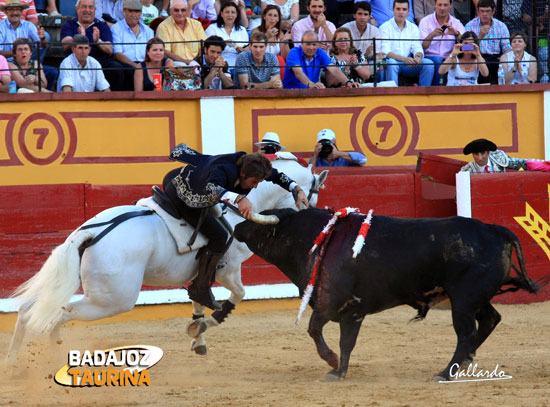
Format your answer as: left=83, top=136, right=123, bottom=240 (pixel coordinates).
left=0, top=0, right=48, bottom=59
left=255, top=132, right=286, bottom=155
left=310, top=128, right=367, bottom=168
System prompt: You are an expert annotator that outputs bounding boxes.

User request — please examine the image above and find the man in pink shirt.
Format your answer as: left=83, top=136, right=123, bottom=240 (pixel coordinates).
left=291, top=0, right=336, bottom=50
left=419, top=0, right=464, bottom=85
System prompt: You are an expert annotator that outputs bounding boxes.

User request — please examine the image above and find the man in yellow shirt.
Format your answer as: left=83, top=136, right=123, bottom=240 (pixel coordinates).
left=157, top=0, right=206, bottom=64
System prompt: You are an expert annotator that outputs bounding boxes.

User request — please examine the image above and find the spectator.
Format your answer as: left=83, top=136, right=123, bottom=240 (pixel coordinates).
left=413, top=0, right=455, bottom=25
left=499, top=31, right=536, bottom=84
left=0, top=0, right=47, bottom=59
left=191, top=34, right=234, bottom=89
left=140, top=0, right=159, bottom=25
left=187, top=0, right=217, bottom=22
left=134, top=37, right=174, bottom=90
left=292, top=0, right=336, bottom=50
left=260, top=0, right=299, bottom=32
left=329, top=27, right=372, bottom=83
left=61, top=0, right=125, bottom=90
left=341, top=2, right=382, bottom=60
left=283, top=30, right=359, bottom=88
left=0, top=0, right=38, bottom=23
left=157, top=0, right=206, bottom=65
left=419, top=0, right=464, bottom=85
left=234, top=31, right=282, bottom=89
left=0, top=54, right=11, bottom=92
left=464, top=0, right=511, bottom=84
left=438, top=30, right=488, bottom=85
left=205, top=1, right=248, bottom=70
left=361, top=0, right=415, bottom=27
left=460, top=138, right=542, bottom=173
left=251, top=5, right=291, bottom=59
left=310, top=128, right=367, bottom=168
left=95, top=0, right=124, bottom=24
left=255, top=132, right=286, bottom=154
left=380, top=0, right=434, bottom=86
left=111, top=0, right=154, bottom=90
left=58, top=34, right=111, bottom=92
left=8, top=37, right=51, bottom=92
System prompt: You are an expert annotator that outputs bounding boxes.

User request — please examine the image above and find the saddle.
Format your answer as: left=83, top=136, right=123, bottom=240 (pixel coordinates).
left=151, top=185, right=180, bottom=219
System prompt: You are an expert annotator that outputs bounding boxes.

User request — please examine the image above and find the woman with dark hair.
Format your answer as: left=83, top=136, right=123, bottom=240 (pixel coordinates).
left=260, top=0, right=299, bottom=32
left=8, top=38, right=51, bottom=93
left=205, top=1, right=250, bottom=69
left=439, top=31, right=488, bottom=86
left=499, top=31, right=537, bottom=84
left=251, top=5, right=291, bottom=58
left=134, top=37, right=174, bottom=91
left=328, top=27, right=371, bottom=84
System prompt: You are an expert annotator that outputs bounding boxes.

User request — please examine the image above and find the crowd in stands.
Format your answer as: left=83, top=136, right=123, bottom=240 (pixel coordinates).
left=0, top=0, right=548, bottom=92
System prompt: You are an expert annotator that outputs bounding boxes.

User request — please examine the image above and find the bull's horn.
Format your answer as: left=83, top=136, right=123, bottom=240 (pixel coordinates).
left=249, top=213, right=279, bottom=224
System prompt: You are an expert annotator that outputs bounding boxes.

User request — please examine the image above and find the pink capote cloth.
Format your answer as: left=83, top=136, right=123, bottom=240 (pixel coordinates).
left=526, top=161, right=550, bottom=171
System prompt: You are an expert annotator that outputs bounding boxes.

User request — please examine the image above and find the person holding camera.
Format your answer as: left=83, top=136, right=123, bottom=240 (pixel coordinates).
left=438, top=31, right=488, bottom=86
left=310, top=129, right=367, bottom=168
left=255, top=132, right=286, bottom=155
left=419, top=0, right=464, bottom=86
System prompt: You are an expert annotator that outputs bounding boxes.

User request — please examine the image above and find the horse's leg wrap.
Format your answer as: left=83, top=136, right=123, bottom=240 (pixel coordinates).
left=211, top=300, right=236, bottom=325
left=192, top=313, right=205, bottom=320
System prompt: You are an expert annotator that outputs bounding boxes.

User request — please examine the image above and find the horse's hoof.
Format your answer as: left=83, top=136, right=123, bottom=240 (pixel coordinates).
left=324, top=370, right=342, bottom=382
left=193, top=345, right=207, bottom=356
left=186, top=319, right=208, bottom=338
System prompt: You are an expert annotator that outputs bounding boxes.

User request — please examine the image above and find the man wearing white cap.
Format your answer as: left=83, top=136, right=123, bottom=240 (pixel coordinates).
left=310, top=128, right=367, bottom=168
left=255, top=132, right=286, bottom=155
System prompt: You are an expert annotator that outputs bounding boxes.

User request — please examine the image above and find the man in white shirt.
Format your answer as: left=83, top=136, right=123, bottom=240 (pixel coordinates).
left=341, top=1, right=381, bottom=59
left=58, top=34, right=111, bottom=92
left=380, top=0, right=434, bottom=86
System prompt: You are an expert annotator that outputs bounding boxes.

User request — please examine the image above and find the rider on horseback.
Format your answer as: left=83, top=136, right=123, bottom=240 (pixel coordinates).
left=163, top=143, right=309, bottom=310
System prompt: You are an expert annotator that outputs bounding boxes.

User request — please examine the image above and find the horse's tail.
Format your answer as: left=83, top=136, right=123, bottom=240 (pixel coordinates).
left=12, top=229, right=94, bottom=333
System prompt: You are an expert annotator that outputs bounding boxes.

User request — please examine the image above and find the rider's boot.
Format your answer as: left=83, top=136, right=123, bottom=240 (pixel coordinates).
left=187, top=247, right=223, bottom=311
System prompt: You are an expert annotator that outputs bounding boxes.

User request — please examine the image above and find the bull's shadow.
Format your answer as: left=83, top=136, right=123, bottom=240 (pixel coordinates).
left=234, top=207, right=542, bottom=381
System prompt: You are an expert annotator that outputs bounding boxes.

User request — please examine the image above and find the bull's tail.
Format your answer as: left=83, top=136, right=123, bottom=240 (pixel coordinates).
left=11, top=229, right=94, bottom=333
left=498, top=230, right=542, bottom=295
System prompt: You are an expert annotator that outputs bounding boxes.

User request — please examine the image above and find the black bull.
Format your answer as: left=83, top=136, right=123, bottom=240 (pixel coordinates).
left=234, top=208, right=542, bottom=381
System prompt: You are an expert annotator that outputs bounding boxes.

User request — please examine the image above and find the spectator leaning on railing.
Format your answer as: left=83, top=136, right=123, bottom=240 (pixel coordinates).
left=329, top=27, right=372, bottom=83
left=419, top=0, right=464, bottom=85
left=191, top=35, right=235, bottom=89
left=380, top=0, right=434, bottom=86
left=111, top=0, right=154, bottom=90
left=464, top=0, right=511, bottom=84
left=499, top=31, right=537, bottom=84
left=283, top=30, right=359, bottom=88
left=234, top=31, right=282, bottom=89
left=58, top=34, right=111, bottom=92
left=157, top=0, right=206, bottom=65
left=292, top=0, right=336, bottom=50
left=61, top=0, right=125, bottom=91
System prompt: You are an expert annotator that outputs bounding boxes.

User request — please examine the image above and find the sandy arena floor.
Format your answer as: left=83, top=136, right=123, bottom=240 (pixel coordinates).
left=1, top=299, right=549, bottom=407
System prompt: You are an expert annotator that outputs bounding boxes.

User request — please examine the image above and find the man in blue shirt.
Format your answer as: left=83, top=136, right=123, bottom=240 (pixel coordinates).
left=234, top=32, right=282, bottom=89
left=61, top=0, right=125, bottom=90
left=283, top=30, right=354, bottom=89
left=310, top=128, right=367, bottom=167
left=0, top=0, right=47, bottom=58
left=111, top=0, right=154, bottom=90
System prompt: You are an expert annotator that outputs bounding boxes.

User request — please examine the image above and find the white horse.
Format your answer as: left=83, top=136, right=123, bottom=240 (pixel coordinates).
left=6, top=158, right=328, bottom=362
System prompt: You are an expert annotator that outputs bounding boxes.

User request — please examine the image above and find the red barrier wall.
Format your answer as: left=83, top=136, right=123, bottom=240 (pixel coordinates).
left=469, top=173, right=550, bottom=303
